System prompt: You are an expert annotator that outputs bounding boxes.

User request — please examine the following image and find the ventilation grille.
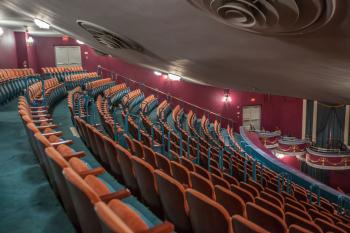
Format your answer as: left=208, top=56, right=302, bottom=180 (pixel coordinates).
left=188, top=0, right=337, bottom=35
left=77, top=20, right=145, bottom=53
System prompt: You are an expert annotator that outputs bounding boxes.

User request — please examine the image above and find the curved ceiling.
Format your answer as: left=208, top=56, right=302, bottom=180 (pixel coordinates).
left=1, top=0, right=350, bottom=103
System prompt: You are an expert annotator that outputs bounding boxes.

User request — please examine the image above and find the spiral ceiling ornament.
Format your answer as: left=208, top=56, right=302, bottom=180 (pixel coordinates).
left=188, top=0, right=337, bottom=35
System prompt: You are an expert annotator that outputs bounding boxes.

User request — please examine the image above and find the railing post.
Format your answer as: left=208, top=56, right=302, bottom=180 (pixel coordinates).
left=243, top=160, right=248, bottom=183
left=252, top=159, right=257, bottom=181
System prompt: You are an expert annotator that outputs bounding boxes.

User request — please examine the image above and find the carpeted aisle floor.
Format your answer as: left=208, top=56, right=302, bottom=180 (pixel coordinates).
left=0, top=99, right=75, bottom=233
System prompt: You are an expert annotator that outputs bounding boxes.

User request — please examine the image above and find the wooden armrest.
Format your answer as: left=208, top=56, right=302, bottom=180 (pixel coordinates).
left=100, top=189, right=131, bottom=203
left=31, top=114, right=50, bottom=118
left=33, top=119, right=53, bottom=124
left=30, top=106, right=48, bottom=110
left=31, top=110, right=48, bottom=114
left=37, top=124, right=58, bottom=130
left=144, top=221, right=174, bottom=233
left=63, top=151, right=86, bottom=160
left=78, top=167, right=105, bottom=178
left=51, top=140, right=73, bottom=146
left=42, top=131, right=63, bottom=137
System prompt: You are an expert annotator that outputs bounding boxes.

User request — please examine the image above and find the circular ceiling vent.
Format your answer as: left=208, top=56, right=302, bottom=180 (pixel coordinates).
left=77, top=20, right=146, bottom=53
left=188, top=0, right=337, bottom=35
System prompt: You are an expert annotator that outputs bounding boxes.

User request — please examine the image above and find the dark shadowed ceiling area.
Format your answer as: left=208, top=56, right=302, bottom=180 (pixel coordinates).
left=0, top=0, right=350, bottom=103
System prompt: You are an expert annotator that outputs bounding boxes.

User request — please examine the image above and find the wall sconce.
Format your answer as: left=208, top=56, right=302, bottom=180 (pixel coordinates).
left=250, top=97, right=256, bottom=102
left=154, top=71, right=162, bottom=76
left=26, top=36, right=34, bottom=45
left=0, top=27, right=4, bottom=37
left=222, top=89, right=232, bottom=103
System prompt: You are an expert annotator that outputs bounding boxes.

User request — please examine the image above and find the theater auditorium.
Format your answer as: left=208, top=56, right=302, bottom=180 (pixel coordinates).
left=0, top=1, right=349, bottom=233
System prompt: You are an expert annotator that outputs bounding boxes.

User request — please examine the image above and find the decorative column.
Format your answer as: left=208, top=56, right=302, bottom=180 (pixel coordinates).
left=312, top=101, right=317, bottom=143
left=344, top=105, right=349, bottom=145
left=302, top=99, right=307, bottom=139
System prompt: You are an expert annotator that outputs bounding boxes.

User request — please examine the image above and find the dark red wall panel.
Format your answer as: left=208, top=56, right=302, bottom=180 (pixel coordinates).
left=0, top=28, right=18, bottom=69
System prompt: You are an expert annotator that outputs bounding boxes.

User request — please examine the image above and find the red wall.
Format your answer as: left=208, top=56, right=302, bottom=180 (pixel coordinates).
left=0, top=28, right=18, bottom=69
left=30, top=36, right=303, bottom=136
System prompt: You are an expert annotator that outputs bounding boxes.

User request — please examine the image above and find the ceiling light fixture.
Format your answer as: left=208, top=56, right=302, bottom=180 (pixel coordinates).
left=154, top=71, right=162, bottom=76
left=0, top=27, right=4, bottom=36
left=168, top=73, right=181, bottom=81
left=34, top=18, right=50, bottom=29
left=76, top=40, right=85, bottom=45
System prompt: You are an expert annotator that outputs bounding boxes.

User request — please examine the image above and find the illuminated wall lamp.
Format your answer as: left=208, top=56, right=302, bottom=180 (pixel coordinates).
left=275, top=152, right=285, bottom=159
left=26, top=36, right=34, bottom=45
left=168, top=73, right=181, bottom=81
left=222, top=89, right=232, bottom=103
left=0, top=27, right=4, bottom=37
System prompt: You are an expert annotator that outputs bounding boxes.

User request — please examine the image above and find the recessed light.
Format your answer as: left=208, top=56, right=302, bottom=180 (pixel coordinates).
left=34, top=18, right=50, bottom=29
left=76, top=40, right=85, bottom=45
left=154, top=71, right=162, bottom=76
left=168, top=73, right=181, bottom=81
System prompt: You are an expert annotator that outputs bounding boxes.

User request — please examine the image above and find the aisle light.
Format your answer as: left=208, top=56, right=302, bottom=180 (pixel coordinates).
left=168, top=73, right=181, bottom=81
left=34, top=18, right=50, bottom=29
left=0, top=27, right=4, bottom=36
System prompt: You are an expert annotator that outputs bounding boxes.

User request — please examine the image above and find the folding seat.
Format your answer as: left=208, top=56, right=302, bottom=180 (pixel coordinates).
left=337, top=222, right=350, bottom=232
left=288, top=224, right=314, bottom=233
left=299, top=201, right=319, bottom=212
left=285, top=212, right=322, bottom=233
left=314, top=218, right=347, bottom=233
left=189, top=172, right=215, bottom=199
left=284, top=203, right=311, bottom=220
left=294, top=188, right=308, bottom=202
left=94, top=201, right=174, bottom=233
left=142, top=145, right=157, bottom=168
left=130, top=156, right=162, bottom=215
left=260, top=191, right=282, bottom=208
left=185, top=189, right=233, bottom=233
left=101, top=135, right=123, bottom=179
left=214, top=185, right=246, bottom=217
left=155, top=152, right=172, bottom=175
left=285, top=197, right=306, bottom=211
left=170, top=161, right=191, bottom=187
left=154, top=170, right=192, bottom=233
left=45, top=147, right=80, bottom=227
left=231, top=215, right=269, bottom=233
left=124, top=134, right=136, bottom=154
left=68, top=157, right=105, bottom=178
left=211, top=174, right=230, bottom=189
left=320, top=198, right=335, bottom=213
left=194, top=164, right=210, bottom=179
left=132, top=138, right=144, bottom=158
left=308, top=208, right=334, bottom=224
left=264, top=187, right=284, bottom=205
left=180, top=157, right=195, bottom=171
left=231, top=184, right=255, bottom=203
left=63, top=167, right=103, bottom=233
left=248, top=179, right=264, bottom=193
left=93, top=130, right=110, bottom=167
left=116, top=145, right=139, bottom=194
left=222, top=173, right=239, bottom=186
left=254, top=197, right=284, bottom=220
left=246, top=202, right=287, bottom=233
left=240, top=182, right=259, bottom=197
left=210, top=165, right=223, bottom=177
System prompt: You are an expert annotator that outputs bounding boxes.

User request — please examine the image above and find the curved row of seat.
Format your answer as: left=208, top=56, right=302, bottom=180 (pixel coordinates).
left=85, top=80, right=349, bottom=232
left=64, top=72, right=101, bottom=90
left=27, top=77, right=66, bottom=106
left=0, top=68, right=39, bottom=105
left=41, top=66, right=85, bottom=82
left=19, top=80, right=174, bottom=233
left=85, top=78, right=115, bottom=97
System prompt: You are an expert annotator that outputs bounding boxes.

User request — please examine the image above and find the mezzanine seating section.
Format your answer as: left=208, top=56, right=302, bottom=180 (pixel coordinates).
left=71, top=80, right=350, bottom=233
